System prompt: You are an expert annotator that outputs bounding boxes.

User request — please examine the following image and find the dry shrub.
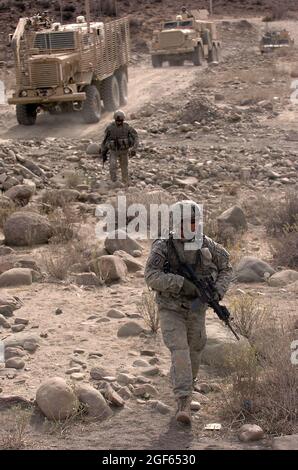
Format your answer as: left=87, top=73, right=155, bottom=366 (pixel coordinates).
left=0, top=406, right=30, bottom=450
left=44, top=241, right=86, bottom=280
left=48, top=205, right=84, bottom=244
left=230, top=294, right=268, bottom=341
left=65, top=171, right=85, bottom=189
left=221, top=296, right=298, bottom=435
left=138, top=289, right=159, bottom=333
left=270, top=225, right=298, bottom=268
left=265, top=191, right=298, bottom=237
left=0, top=200, right=16, bottom=228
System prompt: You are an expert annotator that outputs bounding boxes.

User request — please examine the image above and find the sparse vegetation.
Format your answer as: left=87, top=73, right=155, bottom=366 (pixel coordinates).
left=44, top=240, right=87, bottom=280
left=265, top=191, right=298, bottom=237
left=221, top=297, right=298, bottom=435
left=0, top=199, right=16, bottom=228
left=138, top=288, right=160, bottom=333
left=0, top=406, right=31, bottom=450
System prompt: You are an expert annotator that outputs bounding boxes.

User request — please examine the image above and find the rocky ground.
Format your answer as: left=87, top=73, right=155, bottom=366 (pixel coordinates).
left=0, top=8, right=297, bottom=451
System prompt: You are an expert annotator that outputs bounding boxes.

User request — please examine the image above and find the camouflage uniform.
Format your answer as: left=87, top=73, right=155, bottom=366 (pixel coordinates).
left=144, top=235, right=232, bottom=398
left=101, top=121, right=139, bottom=184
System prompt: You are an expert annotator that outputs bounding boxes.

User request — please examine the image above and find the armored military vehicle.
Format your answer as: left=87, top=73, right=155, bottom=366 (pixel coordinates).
left=150, top=10, right=221, bottom=67
left=8, top=9, right=130, bottom=125
left=260, top=29, right=294, bottom=54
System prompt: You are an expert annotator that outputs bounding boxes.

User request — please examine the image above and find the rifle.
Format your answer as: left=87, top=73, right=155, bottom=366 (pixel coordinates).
left=101, top=147, right=110, bottom=168
left=168, top=236, right=240, bottom=341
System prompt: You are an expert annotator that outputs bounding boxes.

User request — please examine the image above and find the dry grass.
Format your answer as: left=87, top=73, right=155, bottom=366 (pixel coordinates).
left=221, top=295, right=298, bottom=435
left=230, top=294, right=269, bottom=341
left=48, top=205, right=85, bottom=244
left=138, top=288, right=160, bottom=333
left=270, top=225, right=298, bottom=269
left=64, top=171, right=85, bottom=189
left=45, top=403, right=87, bottom=438
left=266, top=191, right=298, bottom=237
left=0, top=199, right=16, bottom=228
left=0, top=406, right=31, bottom=450
left=44, top=240, right=87, bottom=280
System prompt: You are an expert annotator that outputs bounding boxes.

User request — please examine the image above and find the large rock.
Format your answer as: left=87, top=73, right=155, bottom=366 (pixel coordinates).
left=4, top=333, right=39, bottom=352
left=97, top=255, right=127, bottom=283
left=0, top=291, right=22, bottom=317
left=268, top=270, right=298, bottom=287
left=71, top=272, right=102, bottom=287
left=36, top=377, right=79, bottom=420
left=272, top=434, right=298, bottom=450
left=86, top=143, right=100, bottom=155
left=238, top=424, right=264, bottom=442
left=217, top=206, right=247, bottom=231
left=113, top=250, right=144, bottom=272
left=104, top=230, right=142, bottom=256
left=117, top=321, right=144, bottom=338
left=4, top=211, right=52, bottom=246
left=201, top=316, right=249, bottom=369
left=75, top=384, right=112, bottom=419
left=0, top=268, right=32, bottom=287
left=234, top=257, right=275, bottom=283
left=5, top=185, right=34, bottom=206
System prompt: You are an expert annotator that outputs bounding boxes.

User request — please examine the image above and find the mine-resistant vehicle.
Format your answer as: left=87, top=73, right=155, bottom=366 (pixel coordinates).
left=260, top=29, right=294, bottom=54
left=8, top=7, right=130, bottom=125
left=150, top=10, right=221, bottom=67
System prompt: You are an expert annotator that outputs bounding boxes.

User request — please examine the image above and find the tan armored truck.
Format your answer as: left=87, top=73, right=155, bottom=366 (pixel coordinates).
left=8, top=11, right=130, bottom=125
left=260, top=29, right=294, bottom=54
left=150, top=10, right=221, bottom=67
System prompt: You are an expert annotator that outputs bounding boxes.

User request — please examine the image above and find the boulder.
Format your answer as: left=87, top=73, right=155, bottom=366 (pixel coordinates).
left=238, top=424, right=264, bottom=442
left=217, top=206, right=247, bottom=231
left=117, top=321, right=143, bottom=338
left=5, top=357, right=25, bottom=370
left=104, top=230, right=142, bottom=256
left=0, top=292, right=22, bottom=316
left=268, top=270, right=298, bottom=287
left=5, top=185, right=34, bottom=206
left=234, top=257, right=275, bottom=283
left=134, top=384, right=158, bottom=398
left=90, top=367, right=111, bottom=381
left=86, top=143, right=100, bottom=155
left=113, top=250, right=144, bottom=272
left=36, top=377, right=79, bottom=420
left=75, top=384, right=112, bottom=419
left=97, top=255, right=127, bottom=283
left=71, top=272, right=102, bottom=287
left=0, top=268, right=32, bottom=287
left=0, top=314, right=11, bottom=328
left=4, top=211, right=52, bottom=246
left=4, top=333, right=39, bottom=352
left=106, top=308, right=126, bottom=319
left=201, top=316, right=249, bottom=369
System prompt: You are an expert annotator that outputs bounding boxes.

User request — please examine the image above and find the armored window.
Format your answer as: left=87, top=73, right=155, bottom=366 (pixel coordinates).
left=34, top=31, right=75, bottom=50
left=179, top=21, right=193, bottom=28
left=163, top=22, right=178, bottom=29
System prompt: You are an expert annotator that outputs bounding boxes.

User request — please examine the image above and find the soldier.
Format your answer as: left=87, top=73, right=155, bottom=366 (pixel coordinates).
left=101, top=110, right=139, bottom=185
left=180, top=6, right=193, bottom=20
left=144, top=200, right=233, bottom=425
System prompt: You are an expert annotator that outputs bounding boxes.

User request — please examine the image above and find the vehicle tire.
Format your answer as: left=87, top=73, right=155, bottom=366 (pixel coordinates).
left=151, top=55, right=163, bottom=68
left=101, top=75, right=120, bottom=112
left=117, top=70, right=128, bottom=106
left=192, top=45, right=204, bottom=66
left=82, top=84, right=101, bottom=123
left=16, top=104, right=37, bottom=126
left=208, top=45, right=218, bottom=63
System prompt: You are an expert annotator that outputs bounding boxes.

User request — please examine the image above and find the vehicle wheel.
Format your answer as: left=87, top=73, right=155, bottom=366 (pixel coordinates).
left=151, top=55, right=163, bottom=68
left=101, top=75, right=120, bottom=112
left=117, top=70, right=128, bottom=106
left=209, top=45, right=218, bottom=63
left=192, top=45, right=204, bottom=66
left=82, top=84, right=101, bottom=123
left=16, top=104, right=37, bottom=126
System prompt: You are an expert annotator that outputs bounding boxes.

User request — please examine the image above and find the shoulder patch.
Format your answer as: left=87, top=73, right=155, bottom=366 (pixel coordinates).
left=151, top=253, right=164, bottom=268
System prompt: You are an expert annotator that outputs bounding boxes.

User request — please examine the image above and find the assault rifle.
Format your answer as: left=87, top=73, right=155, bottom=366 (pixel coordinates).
left=168, top=236, right=240, bottom=341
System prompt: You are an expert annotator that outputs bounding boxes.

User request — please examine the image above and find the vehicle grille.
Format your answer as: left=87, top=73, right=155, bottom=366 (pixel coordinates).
left=29, top=61, right=60, bottom=87
left=159, top=31, right=185, bottom=48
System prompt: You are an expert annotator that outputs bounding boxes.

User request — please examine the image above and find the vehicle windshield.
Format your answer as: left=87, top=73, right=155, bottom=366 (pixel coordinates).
left=163, top=20, right=193, bottom=29
left=34, top=31, right=75, bottom=50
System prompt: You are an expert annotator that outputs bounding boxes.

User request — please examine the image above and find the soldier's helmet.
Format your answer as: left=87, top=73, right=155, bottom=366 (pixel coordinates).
left=114, top=110, right=126, bottom=121
left=181, top=6, right=187, bottom=12
left=176, top=15, right=183, bottom=21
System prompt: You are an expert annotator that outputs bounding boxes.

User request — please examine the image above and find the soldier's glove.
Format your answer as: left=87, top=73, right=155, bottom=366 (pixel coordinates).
left=130, top=149, right=136, bottom=157
left=213, top=288, right=223, bottom=301
left=181, top=278, right=198, bottom=299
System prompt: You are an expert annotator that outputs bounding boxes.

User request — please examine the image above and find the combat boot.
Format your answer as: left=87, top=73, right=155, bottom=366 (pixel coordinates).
left=175, top=396, right=192, bottom=425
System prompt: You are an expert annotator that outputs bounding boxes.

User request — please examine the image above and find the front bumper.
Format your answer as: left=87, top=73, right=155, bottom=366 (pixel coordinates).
left=8, top=92, right=86, bottom=105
